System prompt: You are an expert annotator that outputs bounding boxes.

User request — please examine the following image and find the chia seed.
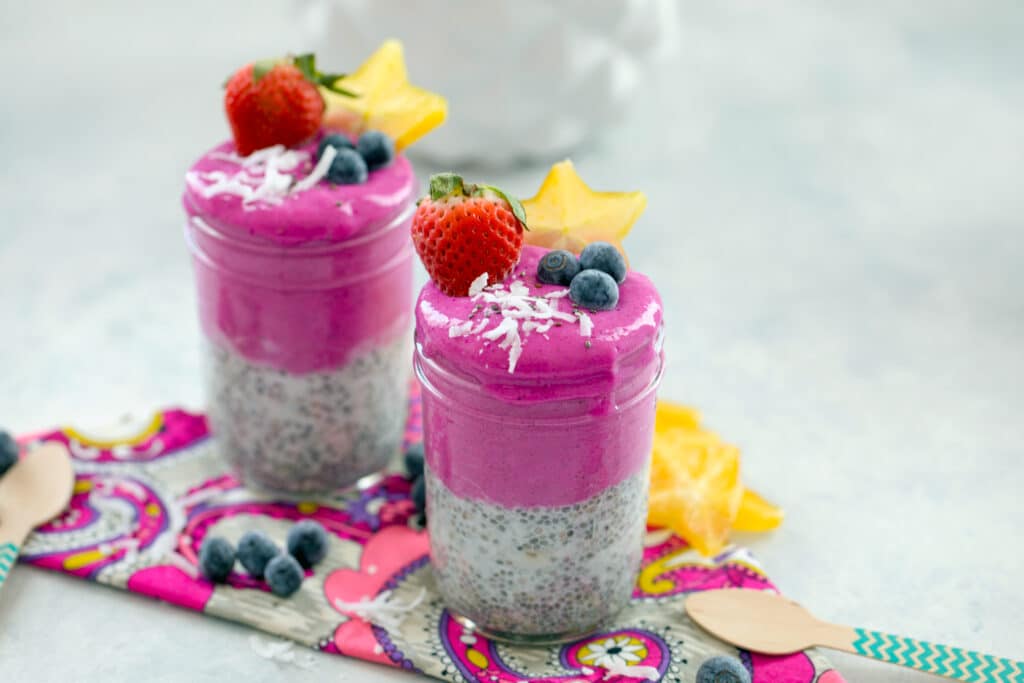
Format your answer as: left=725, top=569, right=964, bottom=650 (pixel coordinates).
left=203, top=334, right=411, bottom=494
left=426, top=466, right=649, bottom=638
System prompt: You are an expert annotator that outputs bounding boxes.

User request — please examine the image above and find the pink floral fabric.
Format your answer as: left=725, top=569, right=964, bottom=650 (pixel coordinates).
left=17, top=384, right=842, bottom=682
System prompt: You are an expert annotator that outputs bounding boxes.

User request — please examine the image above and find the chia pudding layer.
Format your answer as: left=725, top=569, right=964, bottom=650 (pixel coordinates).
left=426, top=466, right=649, bottom=638
left=415, top=246, right=664, bottom=641
left=205, top=332, right=410, bottom=494
left=184, top=132, right=417, bottom=493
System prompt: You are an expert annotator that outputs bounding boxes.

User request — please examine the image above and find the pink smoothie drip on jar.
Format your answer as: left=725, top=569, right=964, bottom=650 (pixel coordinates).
left=415, top=245, right=664, bottom=507
left=183, top=134, right=417, bottom=374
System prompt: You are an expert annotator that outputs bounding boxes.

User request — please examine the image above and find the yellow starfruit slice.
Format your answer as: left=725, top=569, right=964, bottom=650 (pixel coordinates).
left=521, top=160, right=646, bottom=256
left=321, top=40, right=447, bottom=151
left=733, top=488, right=785, bottom=532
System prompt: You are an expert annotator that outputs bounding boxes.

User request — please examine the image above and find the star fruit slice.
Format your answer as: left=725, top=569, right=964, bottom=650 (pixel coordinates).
left=734, top=488, right=785, bottom=532
left=647, top=423, right=744, bottom=557
left=320, top=40, right=447, bottom=151
left=521, top=160, right=646, bottom=255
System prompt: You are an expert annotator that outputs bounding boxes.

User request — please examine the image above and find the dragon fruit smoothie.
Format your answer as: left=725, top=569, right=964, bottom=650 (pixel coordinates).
left=184, top=134, right=417, bottom=494
left=415, top=244, right=664, bottom=642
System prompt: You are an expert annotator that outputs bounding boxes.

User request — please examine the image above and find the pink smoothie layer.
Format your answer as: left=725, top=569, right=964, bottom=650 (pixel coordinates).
left=415, top=245, right=663, bottom=507
left=184, top=133, right=416, bottom=374
left=184, top=133, right=417, bottom=246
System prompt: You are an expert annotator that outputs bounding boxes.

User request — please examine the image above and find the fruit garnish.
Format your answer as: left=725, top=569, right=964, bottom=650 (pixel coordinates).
left=224, top=53, right=351, bottom=156
left=579, top=242, right=627, bottom=284
left=411, top=173, right=527, bottom=297
left=321, top=40, right=448, bottom=151
left=522, top=160, right=646, bottom=257
left=569, top=270, right=619, bottom=311
left=326, top=148, right=368, bottom=185
left=355, top=131, right=395, bottom=171
left=647, top=400, right=783, bottom=555
left=734, top=488, right=785, bottom=532
left=536, top=250, right=580, bottom=286
left=648, top=422, right=742, bottom=557
left=317, top=133, right=355, bottom=159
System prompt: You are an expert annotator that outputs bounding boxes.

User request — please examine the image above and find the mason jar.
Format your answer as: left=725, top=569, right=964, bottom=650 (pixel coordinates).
left=414, top=245, right=664, bottom=643
left=183, top=137, right=416, bottom=494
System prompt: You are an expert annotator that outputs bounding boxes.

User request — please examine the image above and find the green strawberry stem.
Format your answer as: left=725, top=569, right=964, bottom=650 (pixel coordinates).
left=247, top=53, right=356, bottom=97
left=428, top=173, right=529, bottom=230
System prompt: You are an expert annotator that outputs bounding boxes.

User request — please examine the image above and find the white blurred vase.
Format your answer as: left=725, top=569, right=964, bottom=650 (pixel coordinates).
left=300, top=0, right=679, bottom=167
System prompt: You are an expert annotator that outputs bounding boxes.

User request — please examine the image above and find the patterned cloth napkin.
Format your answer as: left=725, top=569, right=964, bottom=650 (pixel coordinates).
left=18, top=384, right=843, bottom=683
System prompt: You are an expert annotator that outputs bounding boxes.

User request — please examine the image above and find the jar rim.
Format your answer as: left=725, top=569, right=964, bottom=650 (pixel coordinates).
left=185, top=201, right=414, bottom=256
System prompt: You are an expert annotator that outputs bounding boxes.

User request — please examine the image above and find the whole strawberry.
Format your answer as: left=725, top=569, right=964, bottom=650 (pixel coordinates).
left=224, top=54, right=351, bottom=156
left=412, top=173, right=528, bottom=296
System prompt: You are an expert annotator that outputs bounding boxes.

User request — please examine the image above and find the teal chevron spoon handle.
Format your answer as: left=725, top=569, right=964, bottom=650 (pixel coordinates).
left=686, top=589, right=1024, bottom=683
left=849, top=628, right=1023, bottom=682
left=0, top=542, right=17, bottom=592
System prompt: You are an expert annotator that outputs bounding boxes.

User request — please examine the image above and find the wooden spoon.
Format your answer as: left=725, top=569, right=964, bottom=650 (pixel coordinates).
left=686, top=589, right=1023, bottom=682
left=0, top=442, right=75, bottom=592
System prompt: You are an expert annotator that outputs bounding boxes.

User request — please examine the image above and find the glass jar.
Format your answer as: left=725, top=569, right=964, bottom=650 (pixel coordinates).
left=415, top=316, right=663, bottom=644
left=183, top=142, right=416, bottom=494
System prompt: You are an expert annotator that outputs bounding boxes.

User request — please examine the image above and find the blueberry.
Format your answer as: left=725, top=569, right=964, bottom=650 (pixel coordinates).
left=536, top=249, right=581, bottom=286
left=569, top=269, right=619, bottom=311
left=326, top=148, right=368, bottom=185
left=356, top=130, right=395, bottom=171
left=0, top=431, right=18, bottom=477
left=286, top=519, right=329, bottom=568
left=236, top=530, right=279, bottom=578
left=411, top=476, right=426, bottom=515
left=317, top=133, right=355, bottom=161
left=265, top=553, right=304, bottom=597
left=198, top=536, right=235, bottom=583
left=579, top=242, right=627, bottom=284
left=404, top=443, right=425, bottom=480
left=696, top=655, right=751, bottom=683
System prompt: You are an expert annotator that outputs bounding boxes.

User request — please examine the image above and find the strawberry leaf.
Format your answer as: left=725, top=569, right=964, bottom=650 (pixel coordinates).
left=477, top=184, right=529, bottom=231
left=318, top=73, right=357, bottom=97
left=429, top=173, right=466, bottom=201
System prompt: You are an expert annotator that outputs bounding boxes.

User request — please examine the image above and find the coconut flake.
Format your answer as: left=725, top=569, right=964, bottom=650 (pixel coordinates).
left=449, top=320, right=476, bottom=338
left=444, top=279, right=604, bottom=373
left=291, top=145, right=336, bottom=194
left=578, top=312, right=594, bottom=338
left=508, top=280, right=530, bottom=297
left=507, top=331, right=523, bottom=372
left=333, top=588, right=426, bottom=632
left=249, top=635, right=318, bottom=670
left=601, top=661, right=660, bottom=681
left=189, top=146, right=314, bottom=206
left=468, top=273, right=489, bottom=296
left=481, top=316, right=518, bottom=343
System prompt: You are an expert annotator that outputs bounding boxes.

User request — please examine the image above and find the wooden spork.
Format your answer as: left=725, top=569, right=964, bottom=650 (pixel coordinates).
left=686, top=588, right=1023, bottom=682
left=0, top=441, right=75, bottom=593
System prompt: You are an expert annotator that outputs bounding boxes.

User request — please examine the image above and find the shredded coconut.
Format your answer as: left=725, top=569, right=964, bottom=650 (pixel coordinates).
left=333, top=588, right=426, bottom=632
left=468, top=273, right=489, bottom=296
left=449, top=320, right=476, bottom=338
left=291, top=145, right=336, bottom=193
left=249, top=635, right=318, bottom=669
left=578, top=311, right=594, bottom=337
left=187, top=145, right=334, bottom=206
left=601, top=661, right=660, bottom=681
left=447, top=280, right=596, bottom=373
